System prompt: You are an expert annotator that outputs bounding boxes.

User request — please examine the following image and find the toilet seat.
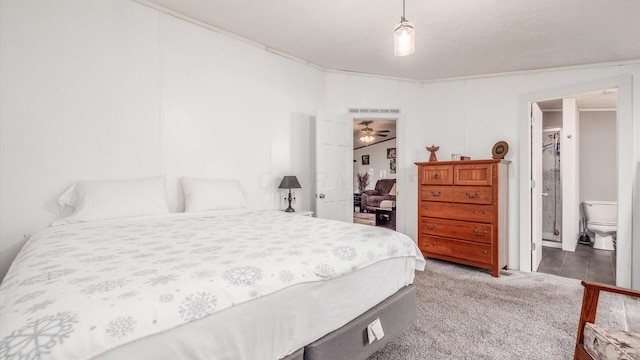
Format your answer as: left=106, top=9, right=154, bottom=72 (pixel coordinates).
left=586, top=222, right=616, bottom=233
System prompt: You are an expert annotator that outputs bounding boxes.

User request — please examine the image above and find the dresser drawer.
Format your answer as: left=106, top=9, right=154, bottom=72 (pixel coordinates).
left=452, top=186, right=493, bottom=204
left=420, top=186, right=454, bottom=202
left=420, top=165, right=453, bottom=185
left=420, top=201, right=493, bottom=223
left=454, top=163, right=493, bottom=186
left=420, top=217, right=493, bottom=244
left=419, top=235, right=492, bottom=265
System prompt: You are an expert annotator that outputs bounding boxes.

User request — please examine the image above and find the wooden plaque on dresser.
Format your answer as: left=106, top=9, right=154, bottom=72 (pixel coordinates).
left=415, top=159, right=510, bottom=277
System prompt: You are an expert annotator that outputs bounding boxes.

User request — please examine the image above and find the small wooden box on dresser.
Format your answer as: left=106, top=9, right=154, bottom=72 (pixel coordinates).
left=415, top=159, right=510, bottom=277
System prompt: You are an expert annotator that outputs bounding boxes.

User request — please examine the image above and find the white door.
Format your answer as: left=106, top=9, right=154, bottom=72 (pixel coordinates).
left=315, top=111, right=353, bottom=222
left=531, top=102, right=544, bottom=271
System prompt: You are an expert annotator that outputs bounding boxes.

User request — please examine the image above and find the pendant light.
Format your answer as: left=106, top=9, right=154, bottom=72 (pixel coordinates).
left=394, top=0, right=415, bottom=56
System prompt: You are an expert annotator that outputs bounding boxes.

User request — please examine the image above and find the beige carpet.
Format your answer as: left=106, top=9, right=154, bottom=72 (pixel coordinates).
left=626, top=296, right=640, bottom=332
left=369, top=259, right=626, bottom=360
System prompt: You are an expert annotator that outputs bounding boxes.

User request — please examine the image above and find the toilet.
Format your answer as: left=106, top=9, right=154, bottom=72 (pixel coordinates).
left=583, top=201, right=617, bottom=251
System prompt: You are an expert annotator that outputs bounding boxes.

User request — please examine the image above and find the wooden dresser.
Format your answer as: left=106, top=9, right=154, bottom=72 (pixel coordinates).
left=415, top=159, right=509, bottom=277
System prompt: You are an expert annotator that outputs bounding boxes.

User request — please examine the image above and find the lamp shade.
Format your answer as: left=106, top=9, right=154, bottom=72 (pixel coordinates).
left=278, top=176, right=301, bottom=189
left=389, top=183, right=397, bottom=196
left=394, top=20, right=415, bottom=56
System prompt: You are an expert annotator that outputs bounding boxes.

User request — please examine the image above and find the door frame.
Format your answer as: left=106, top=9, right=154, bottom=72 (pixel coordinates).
left=518, top=75, right=635, bottom=288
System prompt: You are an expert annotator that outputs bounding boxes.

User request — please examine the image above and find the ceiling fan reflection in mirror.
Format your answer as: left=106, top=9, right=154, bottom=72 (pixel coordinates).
left=359, top=120, right=389, bottom=144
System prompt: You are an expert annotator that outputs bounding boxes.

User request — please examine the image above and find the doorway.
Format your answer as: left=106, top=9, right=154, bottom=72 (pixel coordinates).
left=529, top=89, right=619, bottom=285
left=352, top=118, right=397, bottom=230
left=518, top=76, right=634, bottom=288
left=314, top=110, right=404, bottom=232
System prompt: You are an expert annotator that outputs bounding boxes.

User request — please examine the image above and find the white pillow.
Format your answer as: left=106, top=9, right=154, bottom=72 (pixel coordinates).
left=54, top=177, right=170, bottom=225
left=182, top=177, right=248, bottom=212
left=57, top=182, right=79, bottom=210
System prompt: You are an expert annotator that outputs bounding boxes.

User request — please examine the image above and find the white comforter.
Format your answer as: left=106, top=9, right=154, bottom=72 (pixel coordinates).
left=0, top=210, right=424, bottom=360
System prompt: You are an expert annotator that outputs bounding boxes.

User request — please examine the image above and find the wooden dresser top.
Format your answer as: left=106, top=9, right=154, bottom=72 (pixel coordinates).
left=415, top=159, right=511, bottom=166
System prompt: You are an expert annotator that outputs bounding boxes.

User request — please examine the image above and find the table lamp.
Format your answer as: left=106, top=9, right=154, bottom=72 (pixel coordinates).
left=279, top=176, right=302, bottom=212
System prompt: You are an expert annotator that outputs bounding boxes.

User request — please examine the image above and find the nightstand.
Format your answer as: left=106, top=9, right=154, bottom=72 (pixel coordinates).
left=282, top=210, right=314, bottom=217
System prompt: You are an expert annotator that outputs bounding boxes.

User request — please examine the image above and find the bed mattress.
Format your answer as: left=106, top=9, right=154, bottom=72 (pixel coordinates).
left=95, top=257, right=416, bottom=360
left=0, top=209, right=424, bottom=360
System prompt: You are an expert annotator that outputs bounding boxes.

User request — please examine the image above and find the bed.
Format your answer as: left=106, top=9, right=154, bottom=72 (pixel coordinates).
left=0, top=207, right=425, bottom=360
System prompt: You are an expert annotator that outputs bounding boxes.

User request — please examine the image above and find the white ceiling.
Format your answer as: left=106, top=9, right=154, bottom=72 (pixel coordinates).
left=142, top=0, right=640, bottom=80
left=537, top=89, right=618, bottom=111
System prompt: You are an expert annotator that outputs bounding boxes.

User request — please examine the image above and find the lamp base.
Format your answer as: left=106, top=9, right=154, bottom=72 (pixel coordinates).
left=285, top=189, right=295, bottom=212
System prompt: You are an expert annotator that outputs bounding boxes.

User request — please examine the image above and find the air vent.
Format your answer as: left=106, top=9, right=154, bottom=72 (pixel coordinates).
left=348, top=108, right=401, bottom=114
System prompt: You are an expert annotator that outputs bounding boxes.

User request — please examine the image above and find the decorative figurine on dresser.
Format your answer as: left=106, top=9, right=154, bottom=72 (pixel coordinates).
left=415, top=159, right=510, bottom=277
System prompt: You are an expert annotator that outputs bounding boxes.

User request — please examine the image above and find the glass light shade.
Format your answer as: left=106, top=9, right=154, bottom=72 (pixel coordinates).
left=359, top=135, right=375, bottom=143
left=394, top=20, right=415, bottom=56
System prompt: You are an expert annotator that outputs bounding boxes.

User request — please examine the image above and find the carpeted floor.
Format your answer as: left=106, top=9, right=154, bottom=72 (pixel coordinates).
left=369, top=259, right=626, bottom=360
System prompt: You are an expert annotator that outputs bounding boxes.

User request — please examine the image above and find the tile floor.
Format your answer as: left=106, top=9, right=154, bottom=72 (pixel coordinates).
left=537, top=243, right=616, bottom=285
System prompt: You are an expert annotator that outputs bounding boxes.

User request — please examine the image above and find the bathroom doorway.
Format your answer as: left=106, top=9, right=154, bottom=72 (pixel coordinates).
left=532, top=89, right=618, bottom=284
left=520, top=76, right=634, bottom=288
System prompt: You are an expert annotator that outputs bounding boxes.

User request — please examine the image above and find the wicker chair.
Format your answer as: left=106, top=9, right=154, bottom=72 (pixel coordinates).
left=575, top=280, right=640, bottom=359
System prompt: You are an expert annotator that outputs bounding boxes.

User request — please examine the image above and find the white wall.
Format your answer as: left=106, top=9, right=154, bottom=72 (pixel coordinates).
left=158, top=14, right=322, bottom=212
left=579, top=111, right=617, bottom=203
left=353, top=138, right=397, bottom=192
left=542, top=110, right=618, bottom=201
left=0, top=0, right=323, bottom=280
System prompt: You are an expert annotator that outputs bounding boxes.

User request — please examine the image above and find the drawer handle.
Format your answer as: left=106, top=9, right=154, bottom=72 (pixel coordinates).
left=466, top=192, right=480, bottom=199
left=430, top=191, right=442, bottom=197
left=483, top=250, right=488, bottom=254
left=472, top=210, right=488, bottom=214
left=473, top=229, right=488, bottom=237
left=433, top=174, right=440, bottom=179
left=424, top=223, right=437, bottom=230
left=432, top=242, right=436, bottom=245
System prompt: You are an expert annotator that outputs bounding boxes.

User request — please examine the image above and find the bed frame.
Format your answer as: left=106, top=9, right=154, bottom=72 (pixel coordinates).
left=282, top=285, right=416, bottom=360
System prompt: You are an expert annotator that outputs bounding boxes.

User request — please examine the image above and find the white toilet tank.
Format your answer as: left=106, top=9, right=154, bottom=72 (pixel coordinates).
left=583, top=201, right=617, bottom=224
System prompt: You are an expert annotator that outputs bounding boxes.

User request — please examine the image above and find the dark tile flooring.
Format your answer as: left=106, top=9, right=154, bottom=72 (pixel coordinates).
left=537, top=243, right=616, bottom=285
